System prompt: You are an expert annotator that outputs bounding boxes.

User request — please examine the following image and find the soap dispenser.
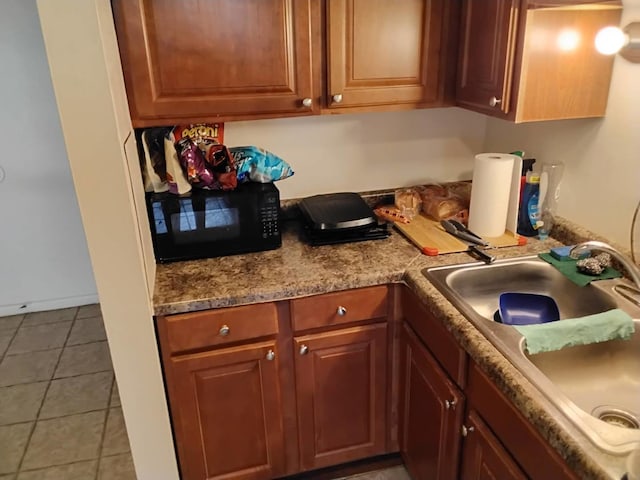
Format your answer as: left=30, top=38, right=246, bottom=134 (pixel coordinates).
left=517, top=170, right=541, bottom=237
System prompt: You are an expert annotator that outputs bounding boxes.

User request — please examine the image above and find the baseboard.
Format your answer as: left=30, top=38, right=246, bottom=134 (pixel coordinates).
left=0, top=293, right=100, bottom=317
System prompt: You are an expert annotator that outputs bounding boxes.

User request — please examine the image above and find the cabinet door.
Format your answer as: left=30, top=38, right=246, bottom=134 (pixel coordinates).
left=456, top=0, right=519, bottom=116
left=460, top=410, right=527, bottom=480
left=294, top=324, right=388, bottom=470
left=112, top=0, right=320, bottom=127
left=399, top=324, right=464, bottom=480
left=167, top=341, right=285, bottom=480
left=326, top=0, right=456, bottom=109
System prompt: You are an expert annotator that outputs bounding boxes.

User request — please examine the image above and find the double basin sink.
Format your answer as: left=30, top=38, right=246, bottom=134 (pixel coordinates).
left=424, top=255, right=640, bottom=456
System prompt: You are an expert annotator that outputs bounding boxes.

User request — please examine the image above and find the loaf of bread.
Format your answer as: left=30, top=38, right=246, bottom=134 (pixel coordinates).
left=394, top=188, right=422, bottom=219
left=415, top=183, right=469, bottom=221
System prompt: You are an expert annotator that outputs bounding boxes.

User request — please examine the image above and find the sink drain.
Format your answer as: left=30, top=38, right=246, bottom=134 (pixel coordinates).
left=592, top=406, right=640, bottom=429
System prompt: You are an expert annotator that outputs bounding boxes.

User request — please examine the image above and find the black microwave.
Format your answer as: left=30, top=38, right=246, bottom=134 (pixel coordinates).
left=146, top=182, right=281, bottom=263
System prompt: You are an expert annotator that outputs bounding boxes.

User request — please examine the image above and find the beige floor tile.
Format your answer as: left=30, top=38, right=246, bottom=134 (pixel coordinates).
left=0, top=350, right=61, bottom=387
left=40, top=372, right=112, bottom=419
left=351, top=466, right=410, bottom=480
left=0, top=335, right=12, bottom=358
left=0, top=382, right=48, bottom=425
left=7, top=322, right=72, bottom=355
left=16, top=460, right=97, bottom=480
left=101, top=408, right=130, bottom=456
left=110, top=382, right=120, bottom=407
left=67, top=317, right=106, bottom=346
left=54, top=342, right=112, bottom=379
left=22, top=309, right=76, bottom=327
left=0, top=315, right=23, bottom=336
left=0, top=474, right=16, bottom=479
left=21, top=411, right=106, bottom=471
left=98, top=453, right=136, bottom=480
left=0, top=422, right=32, bottom=474
left=76, top=305, right=101, bottom=320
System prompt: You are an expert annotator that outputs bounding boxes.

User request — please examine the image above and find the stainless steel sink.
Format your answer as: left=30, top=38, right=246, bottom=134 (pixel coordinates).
left=425, top=255, right=640, bottom=455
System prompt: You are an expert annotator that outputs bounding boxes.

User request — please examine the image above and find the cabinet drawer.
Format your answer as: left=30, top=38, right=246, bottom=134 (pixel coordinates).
left=291, top=286, right=388, bottom=332
left=162, top=303, right=279, bottom=354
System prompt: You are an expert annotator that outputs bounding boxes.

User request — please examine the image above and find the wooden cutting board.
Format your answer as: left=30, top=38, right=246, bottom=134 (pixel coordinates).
left=394, top=214, right=526, bottom=256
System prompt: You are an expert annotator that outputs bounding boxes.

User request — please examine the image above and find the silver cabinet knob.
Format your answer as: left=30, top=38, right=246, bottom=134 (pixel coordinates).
left=462, top=425, right=475, bottom=437
left=337, top=306, right=347, bottom=316
left=332, top=94, right=343, bottom=104
left=265, top=350, right=275, bottom=361
left=299, top=344, right=309, bottom=355
left=302, top=98, right=313, bottom=108
left=445, top=399, right=457, bottom=410
left=218, top=325, right=230, bottom=336
left=489, top=96, right=502, bottom=107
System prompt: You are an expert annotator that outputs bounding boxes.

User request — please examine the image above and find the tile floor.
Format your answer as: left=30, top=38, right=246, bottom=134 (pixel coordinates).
left=0, top=305, right=135, bottom=480
left=0, top=306, right=409, bottom=480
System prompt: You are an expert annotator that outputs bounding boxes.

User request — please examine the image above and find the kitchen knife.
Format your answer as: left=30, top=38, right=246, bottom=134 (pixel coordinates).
left=440, top=220, right=496, bottom=264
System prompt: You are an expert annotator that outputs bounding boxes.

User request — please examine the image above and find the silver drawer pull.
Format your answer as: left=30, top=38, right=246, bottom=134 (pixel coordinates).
left=299, top=344, right=309, bottom=355
left=218, top=325, right=230, bottom=336
left=302, top=97, right=313, bottom=108
left=462, top=425, right=475, bottom=437
left=337, top=306, right=347, bottom=316
left=489, top=96, right=502, bottom=107
left=265, top=350, right=275, bottom=361
left=445, top=399, right=457, bottom=410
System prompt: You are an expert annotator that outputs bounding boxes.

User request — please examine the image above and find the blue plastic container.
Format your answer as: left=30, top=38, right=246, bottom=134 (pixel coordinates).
left=498, top=293, right=560, bottom=326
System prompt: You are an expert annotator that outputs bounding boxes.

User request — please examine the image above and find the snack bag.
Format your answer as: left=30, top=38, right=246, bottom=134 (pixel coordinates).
left=170, top=123, right=237, bottom=190
left=230, top=146, right=294, bottom=183
left=164, top=135, right=192, bottom=195
left=141, top=128, right=170, bottom=193
left=175, top=137, right=217, bottom=189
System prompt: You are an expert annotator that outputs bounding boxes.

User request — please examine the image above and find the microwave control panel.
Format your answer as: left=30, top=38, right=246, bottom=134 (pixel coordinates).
left=259, top=193, right=280, bottom=239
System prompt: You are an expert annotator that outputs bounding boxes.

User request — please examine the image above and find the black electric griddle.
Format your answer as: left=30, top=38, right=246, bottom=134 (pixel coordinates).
left=298, top=192, right=389, bottom=245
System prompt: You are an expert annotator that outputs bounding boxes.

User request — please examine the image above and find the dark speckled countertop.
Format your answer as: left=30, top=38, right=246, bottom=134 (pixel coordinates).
left=153, top=214, right=632, bottom=480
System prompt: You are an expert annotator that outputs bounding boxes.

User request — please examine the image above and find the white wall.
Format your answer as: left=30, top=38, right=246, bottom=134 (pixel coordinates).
left=225, top=107, right=487, bottom=199
left=0, top=0, right=97, bottom=315
left=484, top=4, right=640, bottom=249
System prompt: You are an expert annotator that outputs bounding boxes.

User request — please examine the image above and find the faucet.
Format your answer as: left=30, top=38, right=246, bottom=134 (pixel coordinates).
left=570, top=240, right=640, bottom=291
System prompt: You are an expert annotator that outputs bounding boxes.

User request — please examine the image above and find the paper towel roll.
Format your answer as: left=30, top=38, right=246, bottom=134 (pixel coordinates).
left=468, top=153, right=517, bottom=237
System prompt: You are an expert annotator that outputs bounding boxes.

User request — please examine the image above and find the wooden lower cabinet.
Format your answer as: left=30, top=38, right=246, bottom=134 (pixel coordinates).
left=460, top=410, right=527, bottom=480
left=399, top=324, right=464, bottom=480
left=294, top=323, right=388, bottom=471
left=165, top=340, right=285, bottom=480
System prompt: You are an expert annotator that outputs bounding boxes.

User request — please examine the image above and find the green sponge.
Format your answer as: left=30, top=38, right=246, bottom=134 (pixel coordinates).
left=549, top=246, right=589, bottom=261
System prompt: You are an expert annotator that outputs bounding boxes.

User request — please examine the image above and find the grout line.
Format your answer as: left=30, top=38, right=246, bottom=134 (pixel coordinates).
left=16, top=458, right=101, bottom=475
left=2, top=338, right=108, bottom=359
left=0, top=368, right=114, bottom=389
left=95, top=376, right=117, bottom=480
left=3, top=322, right=74, bottom=358
left=14, top=307, right=79, bottom=475
left=1, top=402, right=114, bottom=427
left=0, top=315, right=26, bottom=365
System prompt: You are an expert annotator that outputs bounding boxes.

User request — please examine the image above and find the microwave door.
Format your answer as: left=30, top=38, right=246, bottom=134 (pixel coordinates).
left=204, top=196, right=240, bottom=240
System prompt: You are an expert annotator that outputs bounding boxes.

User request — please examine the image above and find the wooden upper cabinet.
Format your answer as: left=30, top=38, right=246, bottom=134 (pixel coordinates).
left=456, top=0, right=518, bottom=116
left=112, top=0, right=321, bottom=127
left=326, top=0, right=458, bottom=109
left=456, top=0, right=622, bottom=122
